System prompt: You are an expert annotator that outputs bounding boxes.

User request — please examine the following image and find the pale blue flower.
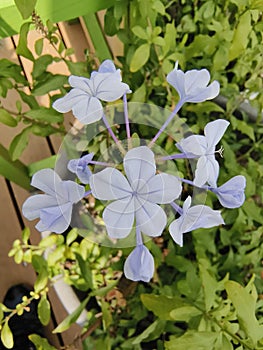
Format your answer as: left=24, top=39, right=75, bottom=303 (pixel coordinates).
left=211, top=175, right=246, bottom=208
left=52, top=60, right=131, bottom=125
left=124, top=244, right=154, bottom=282
left=89, top=146, right=182, bottom=239
left=22, top=169, right=85, bottom=233
left=67, top=153, right=94, bottom=184
left=176, top=119, right=230, bottom=187
left=166, top=62, right=220, bottom=103
left=169, top=196, right=224, bottom=247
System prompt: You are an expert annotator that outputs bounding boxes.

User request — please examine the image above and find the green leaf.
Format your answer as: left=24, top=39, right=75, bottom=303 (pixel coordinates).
left=230, top=116, right=255, bottom=141
left=66, top=228, right=78, bottom=246
left=35, top=38, right=44, bottom=56
left=170, top=306, right=202, bottom=322
left=0, top=78, right=13, bottom=98
left=165, top=331, right=218, bottom=350
left=25, top=107, right=63, bottom=123
left=1, top=322, right=14, bottom=349
left=32, top=74, right=68, bottom=96
left=32, top=55, right=53, bottom=79
left=133, top=319, right=166, bottom=345
left=38, top=295, right=51, bottom=326
left=66, top=61, right=87, bottom=76
left=32, top=255, right=48, bottom=273
left=22, top=227, right=30, bottom=244
left=132, top=26, right=148, bottom=40
left=242, top=200, right=263, bottom=224
left=198, top=259, right=218, bottom=311
left=29, top=334, right=57, bottom=350
left=0, top=306, right=3, bottom=322
left=90, top=281, right=119, bottom=297
left=0, top=109, right=17, bottom=127
left=18, top=90, right=39, bottom=109
left=34, top=270, right=48, bottom=294
left=0, top=143, right=30, bottom=190
left=225, top=280, right=263, bottom=344
left=9, top=126, right=31, bottom=161
left=16, top=22, right=35, bottom=61
left=130, top=43, right=150, bottom=72
left=229, top=11, right=251, bottom=61
left=75, top=253, right=93, bottom=288
left=141, top=294, right=188, bottom=320
left=53, top=295, right=90, bottom=333
left=28, top=155, right=57, bottom=176
left=101, top=299, right=113, bottom=330
left=14, top=0, right=37, bottom=19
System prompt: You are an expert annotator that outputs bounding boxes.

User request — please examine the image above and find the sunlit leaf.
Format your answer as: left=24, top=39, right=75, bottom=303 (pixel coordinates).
left=14, top=0, right=37, bottom=19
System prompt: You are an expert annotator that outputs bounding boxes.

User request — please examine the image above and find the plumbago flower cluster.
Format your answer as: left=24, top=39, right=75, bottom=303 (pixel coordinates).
left=22, top=60, right=246, bottom=282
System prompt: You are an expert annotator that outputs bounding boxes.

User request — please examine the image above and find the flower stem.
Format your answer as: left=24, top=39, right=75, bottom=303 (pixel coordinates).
left=123, top=94, right=130, bottom=139
left=149, top=99, right=184, bottom=147
left=136, top=226, right=143, bottom=246
left=90, top=160, right=116, bottom=167
left=102, top=114, right=126, bottom=155
left=170, top=201, right=183, bottom=215
left=158, top=153, right=197, bottom=161
left=177, top=177, right=209, bottom=190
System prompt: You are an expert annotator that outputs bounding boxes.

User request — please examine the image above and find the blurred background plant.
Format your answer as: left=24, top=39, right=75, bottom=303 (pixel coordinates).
left=0, top=0, right=262, bottom=349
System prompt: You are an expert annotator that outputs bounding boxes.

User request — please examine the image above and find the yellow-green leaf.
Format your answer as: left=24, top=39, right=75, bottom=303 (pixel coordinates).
left=38, top=295, right=51, bottom=326
left=0, top=109, right=17, bottom=127
left=1, top=322, right=14, bottom=349
left=225, top=280, right=263, bottom=344
left=229, top=11, right=251, bottom=61
left=130, top=43, right=150, bottom=72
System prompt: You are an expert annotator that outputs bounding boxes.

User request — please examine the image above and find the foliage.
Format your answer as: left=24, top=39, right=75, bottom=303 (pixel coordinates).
left=0, top=0, right=262, bottom=349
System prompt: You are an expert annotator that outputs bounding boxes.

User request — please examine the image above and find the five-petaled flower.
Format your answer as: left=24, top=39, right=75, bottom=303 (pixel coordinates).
left=67, top=153, right=94, bottom=184
left=90, top=146, right=182, bottom=239
left=166, top=62, right=220, bottom=104
left=176, top=119, right=230, bottom=187
left=22, top=169, right=85, bottom=233
left=124, top=244, right=154, bottom=282
left=53, top=60, right=131, bottom=125
left=169, top=196, right=224, bottom=247
left=210, top=175, right=246, bottom=208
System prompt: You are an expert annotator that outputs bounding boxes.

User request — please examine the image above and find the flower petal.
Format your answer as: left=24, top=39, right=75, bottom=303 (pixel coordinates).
left=94, top=71, right=130, bottom=101
left=61, top=181, right=85, bottom=203
left=52, top=88, right=88, bottom=113
left=140, top=173, right=182, bottom=203
left=135, top=200, right=166, bottom=236
left=212, top=175, right=246, bottom=208
left=194, top=155, right=219, bottom=187
left=186, top=81, right=220, bottom=103
left=98, top=60, right=117, bottom=73
left=124, top=244, right=154, bottom=282
left=90, top=168, right=132, bottom=200
left=103, top=198, right=134, bottom=239
left=204, top=119, right=230, bottom=151
left=71, top=95, right=103, bottom=124
left=124, top=146, right=156, bottom=188
left=166, top=68, right=186, bottom=100
left=176, top=135, right=207, bottom=156
left=36, top=202, right=72, bottom=233
left=31, top=169, right=63, bottom=197
left=22, top=194, right=58, bottom=220
left=185, top=69, right=210, bottom=92
left=184, top=205, right=224, bottom=232
left=169, top=218, right=184, bottom=246
left=68, top=76, right=93, bottom=94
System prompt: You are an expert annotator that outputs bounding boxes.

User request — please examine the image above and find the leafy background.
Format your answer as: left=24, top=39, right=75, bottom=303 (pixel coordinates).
left=0, top=0, right=262, bottom=349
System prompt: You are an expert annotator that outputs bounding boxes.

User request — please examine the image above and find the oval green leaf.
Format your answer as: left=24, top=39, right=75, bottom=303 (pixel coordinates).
left=130, top=43, right=150, bottom=72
